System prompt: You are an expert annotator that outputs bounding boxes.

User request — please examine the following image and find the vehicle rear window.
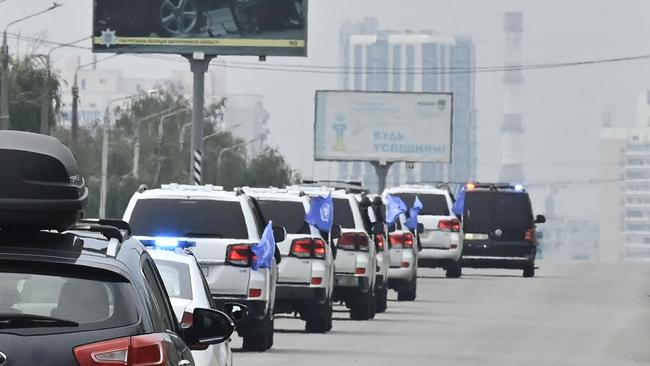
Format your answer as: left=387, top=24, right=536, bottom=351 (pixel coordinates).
left=0, top=263, right=137, bottom=335
left=333, top=198, right=356, bottom=228
left=257, top=200, right=310, bottom=235
left=153, top=259, right=192, bottom=301
left=394, top=193, right=450, bottom=216
left=464, top=191, right=533, bottom=232
left=129, top=199, right=249, bottom=239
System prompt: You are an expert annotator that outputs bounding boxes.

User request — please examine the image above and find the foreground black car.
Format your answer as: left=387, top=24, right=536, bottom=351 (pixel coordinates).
left=0, top=131, right=234, bottom=366
left=460, top=183, right=546, bottom=277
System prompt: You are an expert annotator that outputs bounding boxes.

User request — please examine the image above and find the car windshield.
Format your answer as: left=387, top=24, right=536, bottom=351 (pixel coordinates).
left=464, top=191, right=533, bottom=232
left=332, top=198, right=356, bottom=229
left=129, top=199, right=249, bottom=239
left=153, top=259, right=193, bottom=301
left=393, top=193, right=450, bottom=216
left=0, top=263, right=137, bottom=335
left=257, top=199, right=310, bottom=235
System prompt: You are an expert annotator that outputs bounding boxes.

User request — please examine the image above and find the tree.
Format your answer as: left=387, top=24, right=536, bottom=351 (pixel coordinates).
left=244, top=148, right=293, bottom=188
left=8, top=56, right=62, bottom=132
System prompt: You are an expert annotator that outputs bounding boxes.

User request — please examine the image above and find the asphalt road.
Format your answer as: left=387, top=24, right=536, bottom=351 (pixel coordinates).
left=232, top=263, right=650, bottom=366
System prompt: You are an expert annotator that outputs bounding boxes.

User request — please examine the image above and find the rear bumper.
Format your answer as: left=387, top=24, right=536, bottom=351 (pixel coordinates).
left=419, top=246, right=462, bottom=261
left=462, top=240, right=536, bottom=269
left=332, top=274, right=372, bottom=301
left=275, top=284, right=327, bottom=302
left=388, top=266, right=415, bottom=282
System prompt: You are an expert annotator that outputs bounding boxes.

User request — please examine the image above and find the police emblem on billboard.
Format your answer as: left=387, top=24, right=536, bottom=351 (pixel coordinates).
left=99, top=28, right=117, bottom=48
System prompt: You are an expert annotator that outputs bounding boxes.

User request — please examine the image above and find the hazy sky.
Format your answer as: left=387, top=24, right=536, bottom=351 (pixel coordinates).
left=3, top=0, right=650, bottom=218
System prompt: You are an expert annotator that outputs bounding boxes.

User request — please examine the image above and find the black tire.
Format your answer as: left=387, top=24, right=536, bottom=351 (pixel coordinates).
left=154, top=0, right=205, bottom=37
left=305, top=301, right=332, bottom=333
left=445, top=261, right=462, bottom=278
left=349, top=294, right=373, bottom=320
left=374, top=288, right=388, bottom=313
left=242, top=316, right=273, bottom=352
left=523, top=265, right=535, bottom=278
left=397, top=278, right=417, bottom=301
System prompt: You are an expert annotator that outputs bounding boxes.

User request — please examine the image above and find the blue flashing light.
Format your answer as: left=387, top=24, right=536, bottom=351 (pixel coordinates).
left=144, top=238, right=197, bottom=251
left=513, top=184, right=525, bottom=192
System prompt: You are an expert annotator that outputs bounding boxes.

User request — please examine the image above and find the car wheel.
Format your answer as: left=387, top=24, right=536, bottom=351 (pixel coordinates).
left=154, top=0, right=205, bottom=37
left=349, top=293, right=373, bottom=320
left=242, top=316, right=272, bottom=352
left=374, top=287, right=388, bottom=313
left=445, top=261, right=462, bottom=278
left=397, top=277, right=417, bottom=301
left=305, top=301, right=332, bottom=333
left=523, top=265, right=535, bottom=278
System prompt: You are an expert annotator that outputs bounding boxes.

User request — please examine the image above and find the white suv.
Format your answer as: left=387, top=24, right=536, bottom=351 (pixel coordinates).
left=123, top=184, right=283, bottom=352
left=384, top=185, right=463, bottom=278
left=243, top=187, right=335, bottom=333
left=292, top=186, right=378, bottom=320
left=386, top=213, right=419, bottom=300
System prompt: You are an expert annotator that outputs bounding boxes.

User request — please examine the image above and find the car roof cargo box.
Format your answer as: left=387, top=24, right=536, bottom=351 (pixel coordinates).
left=0, top=131, right=87, bottom=231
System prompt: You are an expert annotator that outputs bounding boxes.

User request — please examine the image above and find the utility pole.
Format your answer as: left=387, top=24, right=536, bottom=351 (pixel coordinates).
left=186, top=53, right=215, bottom=185
left=0, top=32, right=9, bottom=130
left=371, top=161, right=394, bottom=194
left=71, top=73, right=79, bottom=151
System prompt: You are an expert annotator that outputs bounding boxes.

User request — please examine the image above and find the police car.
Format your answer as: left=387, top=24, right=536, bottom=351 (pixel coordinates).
left=460, top=183, right=546, bottom=277
left=384, top=185, right=463, bottom=278
left=243, top=187, right=335, bottom=332
left=123, top=184, right=285, bottom=351
left=146, top=244, right=234, bottom=366
left=291, top=185, right=380, bottom=321
left=0, top=131, right=234, bottom=366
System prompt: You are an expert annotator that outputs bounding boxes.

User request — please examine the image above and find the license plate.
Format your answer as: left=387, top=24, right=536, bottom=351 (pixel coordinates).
left=465, top=233, right=488, bottom=240
left=200, top=266, right=210, bottom=277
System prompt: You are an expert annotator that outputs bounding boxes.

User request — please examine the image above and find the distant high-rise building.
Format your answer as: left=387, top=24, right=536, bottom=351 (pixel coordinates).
left=499, top=11, right=526, bottom=183
left=337, top=18, right=477, bottom=191
left=598, top=90, right=650, bottom=262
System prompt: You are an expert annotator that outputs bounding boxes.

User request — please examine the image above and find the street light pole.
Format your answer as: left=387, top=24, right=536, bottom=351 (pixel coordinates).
left=154, top=109, right=189, bottom=187
left=0, top=2, right=63, bottom=130
left=216, top=139, right=257, bottom=186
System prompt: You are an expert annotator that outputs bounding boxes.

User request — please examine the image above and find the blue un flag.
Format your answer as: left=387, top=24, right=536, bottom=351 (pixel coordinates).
left=452, top=187, right=465, bottom=217
left=386, top=195, right=408, bottom=225
left=305, top=193, right=334, bottom=232
left=405, top=196, right=423, bottom=230
left=252, top=221, right=276, bottom=270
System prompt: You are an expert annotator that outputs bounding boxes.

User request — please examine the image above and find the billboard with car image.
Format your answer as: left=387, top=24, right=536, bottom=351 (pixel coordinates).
left=92, top=0, right=308, bottom=56
left=314, top=90, right=454, bottom=163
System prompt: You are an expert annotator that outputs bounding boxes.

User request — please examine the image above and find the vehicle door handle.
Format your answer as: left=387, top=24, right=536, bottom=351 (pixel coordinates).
left=179, top=360, right=192, bottom=366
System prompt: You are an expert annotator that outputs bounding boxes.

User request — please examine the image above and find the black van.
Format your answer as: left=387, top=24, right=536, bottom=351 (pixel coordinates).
left=460, top=183, right=545, bottom=277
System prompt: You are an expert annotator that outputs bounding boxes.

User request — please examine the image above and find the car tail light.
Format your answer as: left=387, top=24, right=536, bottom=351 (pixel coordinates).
left=355, top=267, right=366, bottom=275
left=438, top=219, right=461, bottom=232
left=389, top=232, right=414, bottom=249
left=249, top=288, right=262, bottom=298
left=180, top=311, right=193, bottom=329
left=338, top=232, right=370, bottom=252
left=375, top=234, right=385, bottom=250
left=525, top=229, right=535, bottom=242
left=290, top=238, right=327, bottom=259
left=74, top=334, right=167, bottom=366
left=401, top=261, right=410, bottom=268
left=311, top=277, right=323, bottom=285
left=226, top=244, right=255, bottom=267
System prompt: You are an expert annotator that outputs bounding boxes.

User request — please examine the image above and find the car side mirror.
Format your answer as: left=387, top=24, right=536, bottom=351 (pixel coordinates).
left=222, top=303, right=248, bottom=322
left=535, top=215, right=546, bottom=224
left=371, top=222, right=384, bottom=235
left=417, top=223, right=425, bottom=234
left=183, top=308, right=234, bottom=349
left=272, top=226, right=287, bottom=242
left=331, top=225, right=342, bottom=240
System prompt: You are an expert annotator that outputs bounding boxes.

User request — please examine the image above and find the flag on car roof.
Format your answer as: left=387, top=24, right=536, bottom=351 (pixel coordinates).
left=305, top=193, right=334, bottom=232
left=252, top=221, right=275, bottom=270
left=385, top=195, right=408, bottom=225
left=405, top=196, right=423, bottom=231
left=452, top=187, right=465, bottom=217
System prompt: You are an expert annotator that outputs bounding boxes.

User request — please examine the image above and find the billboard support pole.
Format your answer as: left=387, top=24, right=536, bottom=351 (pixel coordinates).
left=371, top=161, right=394, bottom=194
left=186, top=54, right=215, bottom=185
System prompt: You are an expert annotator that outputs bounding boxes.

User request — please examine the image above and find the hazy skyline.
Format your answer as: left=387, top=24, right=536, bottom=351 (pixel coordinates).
left=3, top=0, right=650, bottom=218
